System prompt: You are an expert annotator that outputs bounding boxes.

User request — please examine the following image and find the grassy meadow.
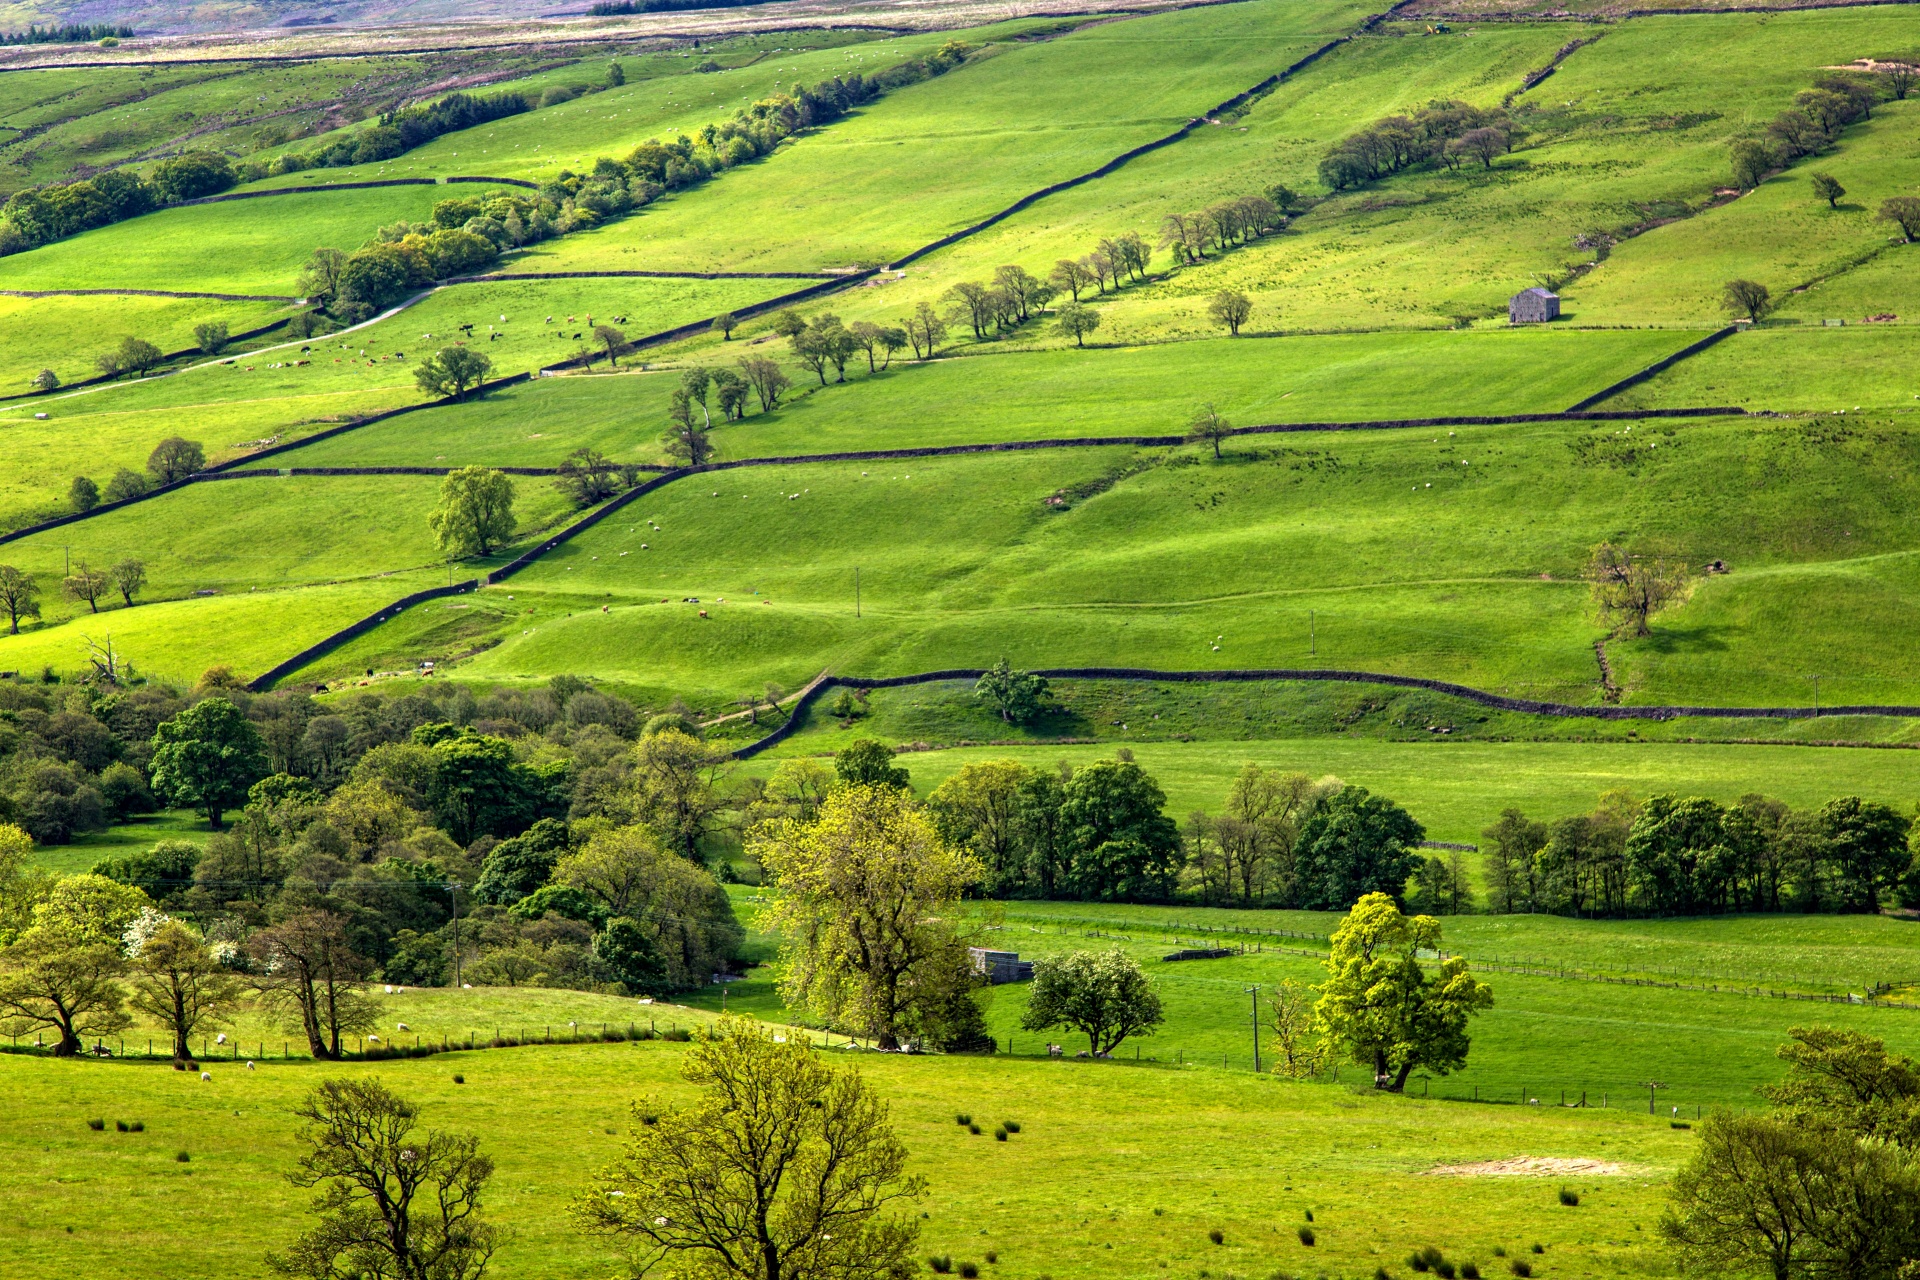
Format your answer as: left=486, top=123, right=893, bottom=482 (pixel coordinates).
left=0, top=1027, right=1703, bottom=1280
left=292, top=409, right=1920, bottom=710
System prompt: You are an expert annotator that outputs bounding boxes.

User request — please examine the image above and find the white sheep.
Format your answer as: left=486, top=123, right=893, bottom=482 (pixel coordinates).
left=215, top=1033, right=228, bottom=1045
left=200, top=1072, right=212, bottom=1081
left=397, top=1022, right=410, bottom=1032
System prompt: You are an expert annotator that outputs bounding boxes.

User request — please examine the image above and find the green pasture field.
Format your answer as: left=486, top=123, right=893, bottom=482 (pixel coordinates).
left=1609, top=327, right=1920, bottom=413
left=0, top=1021, right=1699, bottom=1280
left=516, top=0, right=1376, bottom=275
left=0, top=575, right=443, bottom=687
left=785, top=7, right=1920, bottom=345
left=700, top=892, right=1920, bottom=1108
left=0, top=184, right=447, bottom=294
left=277, top=327, right=1698, bottom=469
left=754, top=733, right=1920, bottom=849
left=36, top=809, right=213, bottom=875
left=0, top=276, right=780, bottom=526
left=237, top=28, right=958, bottom=189
left=296, top=410, right=1920, bottom=708
left=0, top=292, right=293, bottom=397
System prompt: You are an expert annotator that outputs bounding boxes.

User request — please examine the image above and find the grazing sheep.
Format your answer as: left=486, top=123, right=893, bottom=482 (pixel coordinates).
left=397, top=1023, right=410, bottom=1032
left=200, top=1072, right=212, bottom=1081
left=246, top=1061, right=256, bottom=1071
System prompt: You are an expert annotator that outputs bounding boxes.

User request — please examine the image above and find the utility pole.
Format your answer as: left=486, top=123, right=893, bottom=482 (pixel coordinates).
left=1244, top=984, right=1261, bottom=1075
left=1643, top=1079, right=1666, bottom=1115
left=449, top=880, right=463, bottom=989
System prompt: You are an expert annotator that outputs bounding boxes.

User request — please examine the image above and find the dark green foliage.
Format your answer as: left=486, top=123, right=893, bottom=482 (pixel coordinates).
left=1509, top=1263, right=1531, bottom=1278
left=87, top=1118, right=104, bottom=1130
left=1002, top=1120, right=1020, bottom=1133
left=1060, top=760, right=1181, bottom=901
left=149, top=698, right=268, bottom=829
left=954, top=1114, right=971, bottom=1125
left=593, top=915, right=666, bottom=990
left=973, top=659, right=1053, bottom=725
left=68, top=475, right=99, bottom=513
left=1558, top=1187, right=1578, bottom=1206
left=1320, top=99, right=1515, bottom=190
left=410, top=724, right=569, bottom=845
left=472, top=818, right=570, bottom=904
left=1209, top=1229, right=1224, bottom=1244
left=508, top=884, right=609, bottom=929
left=1293, top=786, right=1424, bottom=909
left=0, top=23, right=133, bottom=44
left=1297, top=1226, right=1314, bottom=1246
left=834, top=738, right=910, bottom=790
left=1460, top=1265, right=1480, bottom=1280
left=959, top=1263, right=979, bottom=1278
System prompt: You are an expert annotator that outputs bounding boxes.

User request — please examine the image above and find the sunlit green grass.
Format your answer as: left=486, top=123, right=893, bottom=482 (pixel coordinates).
left=0, top=1016, right=1697, bottom=1280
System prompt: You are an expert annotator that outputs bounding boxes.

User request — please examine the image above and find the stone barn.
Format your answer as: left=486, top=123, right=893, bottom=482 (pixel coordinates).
left=1509, top=287, right=1560, bottom=324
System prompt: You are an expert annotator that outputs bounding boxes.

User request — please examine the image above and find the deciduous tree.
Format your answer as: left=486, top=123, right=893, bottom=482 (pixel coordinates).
left=1315, top=893, right=1492, bottom=1091
left=737, top=354, right=791, bottom=412
left=1021, top=948, right=1163, bottom=1055
left=109, top=558, right=146, bottom=607
left=1054, top=301, right=1099, bottom=347
left=430, top=466, right=516, bottom=558
left=574, top=1017, right=923, bottom=1280
left=1879, top=196, right=1920, bottom=242
left=972, top=658, right=1052, bottom=724
left=593, top=323, right=627, bottom=366
left=415, top=346, right=493, bottom=400
left=62, top=562, right=109, bottom=614
left=1811, top=172, right=1846, bottom=208
left=1207, top=290, right=1253, bottom=336
left=128, top=916, right=243, bottom=1061
left=1723, top=278, right=1773, bottom=323
left=150, top=696, right=270, bottom=828
left=69, top=475, right=99, bottom=513
left=250, top=910, right=374, bottom=1060
left=904, top=301, right=948, bottom=360
left=554, top=447, right=621, bottom=506
left=754, top=785, right=980, bottom=1049
left=193, top=321, right=229, bottom=354
left=1267, top=978, right=1324, bottom=1078
left=268, top=1078, right=499, bottom=1280
left=1585, top=541, right=1689, bottom=637
left=147, top=435, right=205, bottom=484
left=0, top=923, right=130, bottom=1055
left=1186, top=403, right=1233, bottom=459
left=0, top=564, right=39, bottom=635
left=1293, top=786, right=1424, bottom=910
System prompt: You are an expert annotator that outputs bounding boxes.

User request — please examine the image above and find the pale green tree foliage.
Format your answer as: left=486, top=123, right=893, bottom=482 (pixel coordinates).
left=1315, top=892, right=1492, bottom=1091
left=1021, top=947, right=1164, bottom=1056
left=430, top=466, right=516, bottom=558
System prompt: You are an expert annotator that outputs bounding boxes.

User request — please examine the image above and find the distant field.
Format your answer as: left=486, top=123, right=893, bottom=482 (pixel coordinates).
left=0, top=185, right=446, bottom=294
left=517, top=0, right=1376, bottom=273
left=0, top=1030, right=1698, bottom=1280
left=279, top=327, right=1698, bottom=469
left=1611, top=326, right=1920, bottom=413
left=303, top=411, right=1920, bottom=707
left=0, top=293, right=292, bottom=400
left=755, top=734, right=1920, bottom=849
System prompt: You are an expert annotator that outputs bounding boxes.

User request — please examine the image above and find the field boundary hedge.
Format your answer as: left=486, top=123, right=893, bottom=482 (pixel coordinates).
left=730, top=666, right=1920, bottom=758
left=1563, top=326, right=1738, bottom=411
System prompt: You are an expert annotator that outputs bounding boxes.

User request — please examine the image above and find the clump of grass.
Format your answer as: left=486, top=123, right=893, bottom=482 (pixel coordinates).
left=985, top=1252, right=997, bottom=1264
left=1530, top=1244, right=1544, bottom=1254
left=1671, top=1121, right=1692, bottom=1130
left=115, top=1120, right=128, bottom=1132
left=1436, top=1263, right=1457, bottom=1280
left=1373, top=1269, right=1390, bottom=1280
left=994, top=1128, right=1008, bottom=1141
left=1209, top=1229, right=1224, bottom=1245
left=86, top=1119, right=104, bottom=1131
left=1296, top=1226, right=1314, bottom=1247
left=1558, top=1187, right=1580, bottom=1207
left=1303, top=1210, right=1313, bottom=1223
left=662, top=1028, right=692, bottom=1042
left=1509, top=1263, right=1533, bottom=1278
left=1002, top=1120, right=1021, bottom=1133
left=967, top=1123, right=981, bottom=1135
left=1153, top=1208, right=1164, bottom=1217
left=129, top=1121, right=143, bottom=1132
left=928, top=1256, right=951, bottom=1274
left=1461, top=1263, right=1481, bottom=1279
left=955, top=1113, right=972, bottom=1126
left=1491, top=1247, right=1505, bottom=1258
left=171, top=1060, right=187, bottom=1072
left=960, top=1263, right=979, bottom=1278
left=453, top=1074, right=465, bottom=1084
left=174, top=1151, right=190, bottom=1163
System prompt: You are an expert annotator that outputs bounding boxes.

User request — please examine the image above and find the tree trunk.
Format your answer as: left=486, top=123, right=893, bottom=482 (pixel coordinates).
left=1389, top=1060, right=1415, bottom=1093
left=53, top=1026, right=82, bottom=1056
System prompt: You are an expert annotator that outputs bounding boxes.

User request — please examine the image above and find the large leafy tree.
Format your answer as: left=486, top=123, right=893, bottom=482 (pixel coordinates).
left=1059, top=759, right=1180, bottom=901
left=429, top=466, right=516, bottom=559
left=1815, top=796, right=1911, bottom=914
left=927, top=760, right=1031, bottom=895
left=574, top=1017, right=923, bottom=1280
left=1293, top=786, right=1424, bottom=910
left=128, top=917, right=244, bottom=1062
left=1315, top=893, right=1493, bottom=1092
left=0, top=924, right=131, bottom=1055
left=268, top=1078, right=499, bottom=1280
left=972, top=659, right=1052, bottom=724
left=1021, top=948, right=1164, bottom=1056
left=755, top=785, right=980, bottom=1049
left=415, top=346, right=493, bottom=400
left=149, top=697, right=269, bottom=829
left=248, top=910, right=374, bottom=1060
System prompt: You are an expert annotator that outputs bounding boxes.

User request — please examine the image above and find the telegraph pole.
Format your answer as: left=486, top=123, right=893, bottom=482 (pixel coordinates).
left=449, top=880, right=463, bottom=989
left=1244, top=984, right=1262, bottom=1075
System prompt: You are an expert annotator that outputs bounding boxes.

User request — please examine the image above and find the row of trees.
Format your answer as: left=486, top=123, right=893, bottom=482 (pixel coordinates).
left=300, top=191, right=556, bottom=322
left=1319, top=99, right=1521, bottom=191
left=1158, top=190, right=1292, bottom=264
left=0, top=151, right=237, bottom=254
left=1479, top=789, right=1916, bottom=918
left=1730, top=69, right=1886, bottom=189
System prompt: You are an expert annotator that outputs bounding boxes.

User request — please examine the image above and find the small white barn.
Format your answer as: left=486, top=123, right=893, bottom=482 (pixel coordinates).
left=1509, top=287, right=1560, bottom=324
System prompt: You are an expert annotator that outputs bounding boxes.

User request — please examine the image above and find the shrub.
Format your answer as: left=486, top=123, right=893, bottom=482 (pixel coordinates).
left=995, top=1128, right=1008, bottom=1141
left=955, top=1113, right=972, bottom=1125
left=452, top=1074, right=465, bottom=1084
left=86, top=1118, right=104, bottom=1131
left=960, top=1264, right=979, bottom=1278
left=1210, top=1230, right=1224, bottom=1245
left=1509, top=1264, right=1532, bottom=1278
left=1003, top=1120, right=1021, bottom=1133
left=1557, top=1187, right=1579, bottom=1206
left=174, top=1151, right=190, bottom=1162
left=1297, top=1227, right=1314, bottom=1246
left=662, top=1028, right=692, bottom=1042
left=929, top=1257, right=952, bottom=1274
left=967, top=1123, right=981, bottom=1135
